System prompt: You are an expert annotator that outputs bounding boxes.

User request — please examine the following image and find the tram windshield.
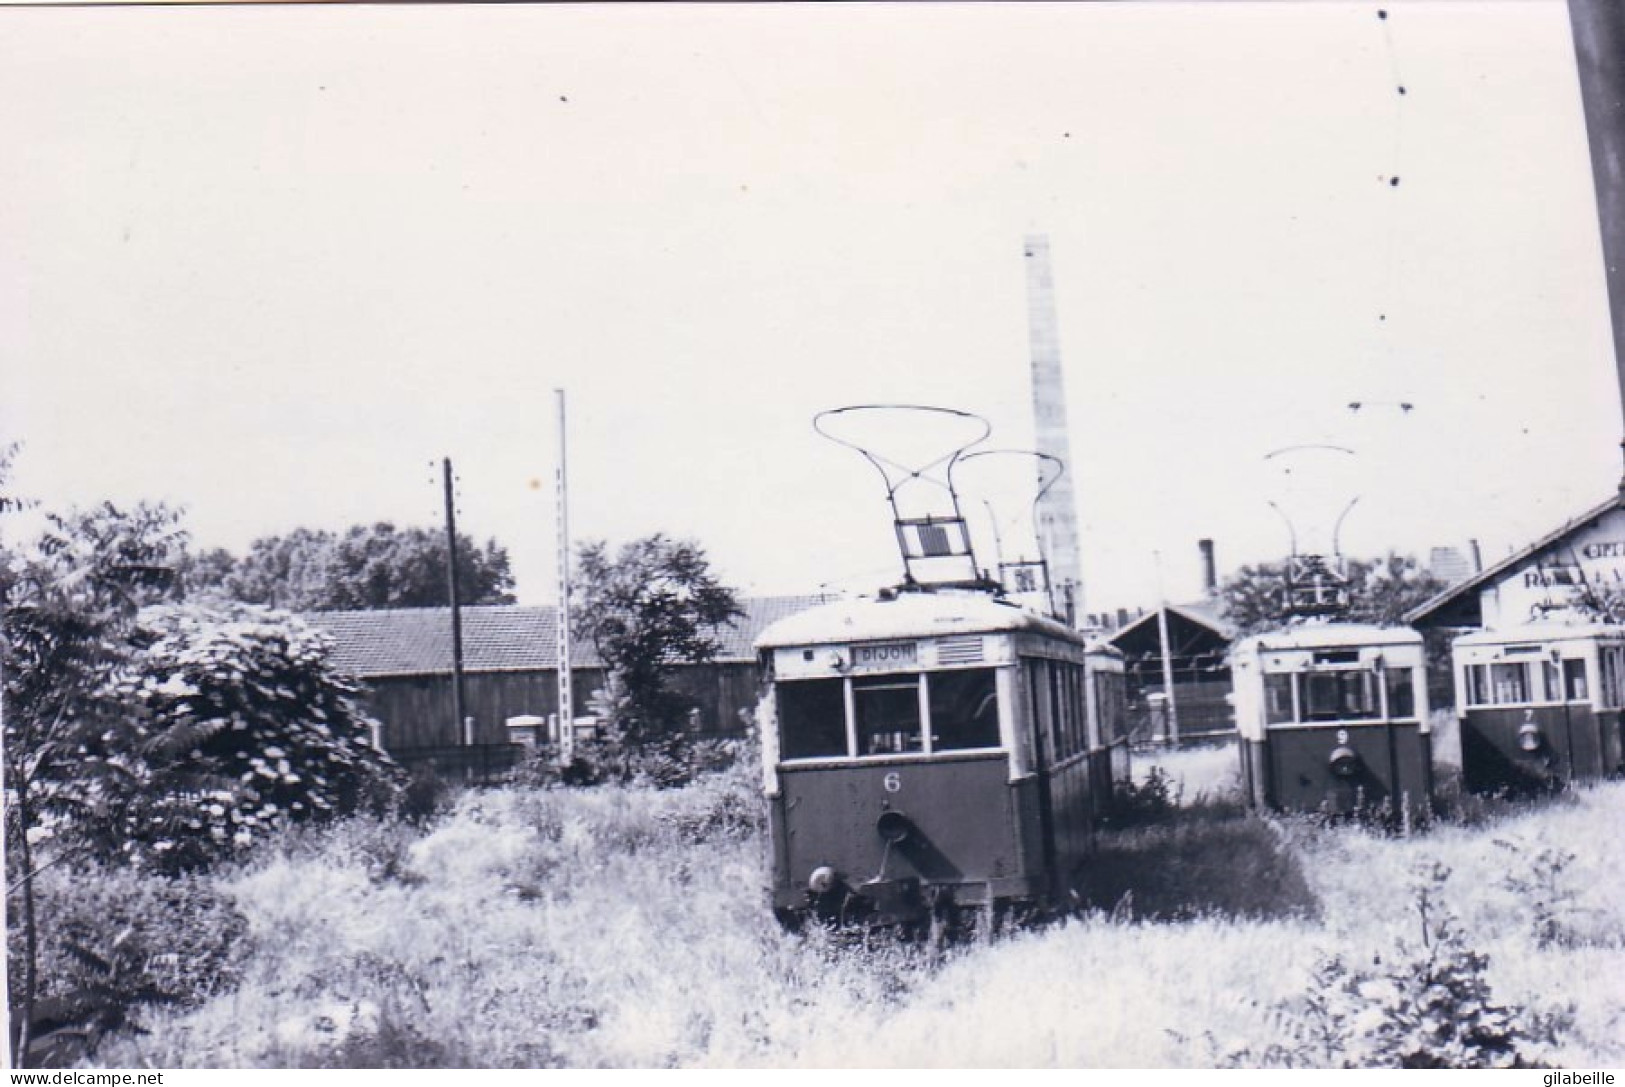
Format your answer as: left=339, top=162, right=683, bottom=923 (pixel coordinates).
left=777, top=678, right=847, bottom=759
left=928, top=669, right=1000, bottom=751
left=855, top=675, right=923, bottom=755
left=1302, top=671, right=1380, bottom=721
left=774, top=667, right=1001, bottom=760
left=1262, top=666, right=1416, bottom=724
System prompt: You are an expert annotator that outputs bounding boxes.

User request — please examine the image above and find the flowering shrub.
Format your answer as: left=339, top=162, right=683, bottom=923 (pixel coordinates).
left=100, top=602, right=402, bottom=871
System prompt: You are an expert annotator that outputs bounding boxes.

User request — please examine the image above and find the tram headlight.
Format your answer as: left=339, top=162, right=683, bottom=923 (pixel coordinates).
left=876, top=810, right=913, bottom=845
left=1328, top=745, right=1361, bottom=778
left=1517, top=722, right=1543, bottom=753
left=808, top=865, right=837, bottom=894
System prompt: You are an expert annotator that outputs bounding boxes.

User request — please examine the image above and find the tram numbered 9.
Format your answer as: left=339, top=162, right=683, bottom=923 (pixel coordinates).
left=1231, top=621, right=1434, bottom=817
left=755, top=590, right=1130, bottom=930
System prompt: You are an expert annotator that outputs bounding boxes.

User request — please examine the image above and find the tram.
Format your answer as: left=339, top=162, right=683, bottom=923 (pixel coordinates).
left=755, top=405, right=1128, bottom=929
left=1232, top=618, right=1433, bottom=817
left=756, top=589, right=1128, bottom=927
left=1451, top=621, right=1625, bottom=790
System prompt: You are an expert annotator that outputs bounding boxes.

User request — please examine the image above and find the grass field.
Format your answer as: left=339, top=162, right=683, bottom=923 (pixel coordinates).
left=73, top=744, right=1625, bottom=1069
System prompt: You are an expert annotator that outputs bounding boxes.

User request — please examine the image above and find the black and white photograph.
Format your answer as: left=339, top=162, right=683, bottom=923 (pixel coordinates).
left=2, top=0, right=1624, bottom=1071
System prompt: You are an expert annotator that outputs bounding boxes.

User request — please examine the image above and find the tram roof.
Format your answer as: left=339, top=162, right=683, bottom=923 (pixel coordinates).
left=754, top=589, right=1095, bottom=650
left=1452, top=619, right=1625, bottom=647
left=1231, top=620, right=1422, bottom=653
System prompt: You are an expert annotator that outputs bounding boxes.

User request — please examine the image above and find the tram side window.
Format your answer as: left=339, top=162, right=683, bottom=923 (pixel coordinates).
left=1054, top=664, right=1080, bottom=758
left=1600, top=648, right=1623, bottom=708
left=1026, top=660, right=1055, bottom=765
left=1048, top=667, right=1069, bottom=758
left=777, top=679, right=847, bottom=760
left=1264, top=673, right=1294, bottom=724
left=1095, top=671, right=1126, bottom=744
left=1302, top=671, right=1379, bottom=721
left=1384, top=666, right=1416, bottom=719
left=854, top=675, right=923, bottom=755
left=931, top=668, right=1001, bottom=751
left=1565, top=658, right=1590, bottom=703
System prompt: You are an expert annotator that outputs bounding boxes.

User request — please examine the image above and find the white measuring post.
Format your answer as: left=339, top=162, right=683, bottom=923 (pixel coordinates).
left=555, top=388, right=575, bottom=769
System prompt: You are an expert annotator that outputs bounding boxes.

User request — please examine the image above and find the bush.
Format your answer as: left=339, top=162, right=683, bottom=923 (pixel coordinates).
left=657, top=752, right=766, bottom=844
left=1106, top=765, right=1181, bottom=828
left=97, top=603, right=404, bottom=872
left=9, top=864, right=250, bottom=1066
left=1080, top=802, right=1319, bottom=922
left=1262, top=863, right=1542, bottom=1068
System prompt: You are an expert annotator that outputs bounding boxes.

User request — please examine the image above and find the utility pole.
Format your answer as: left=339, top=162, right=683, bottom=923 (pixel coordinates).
left=1154, top=550, right=1181, bottom=747
left=555, top=390, right=575, bottom=769
left=443, top=457, right=468, bottom=745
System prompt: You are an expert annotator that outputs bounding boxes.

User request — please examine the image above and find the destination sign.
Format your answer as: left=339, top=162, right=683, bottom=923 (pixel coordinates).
left=851, top=641, right=918, bottom=670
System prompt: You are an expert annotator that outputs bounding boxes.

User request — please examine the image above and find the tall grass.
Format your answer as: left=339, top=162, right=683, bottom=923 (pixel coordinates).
left=83, top=754, right=1625, bottom=1068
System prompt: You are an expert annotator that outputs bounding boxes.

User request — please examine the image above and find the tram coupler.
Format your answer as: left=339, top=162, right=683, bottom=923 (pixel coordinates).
left=855, top=876, right=925, bottom=927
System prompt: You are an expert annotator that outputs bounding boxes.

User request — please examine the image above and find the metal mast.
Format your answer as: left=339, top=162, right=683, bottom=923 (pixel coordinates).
left=1024, top=235, right=1085, bottom=624
left=555, top=389, right=575, bottom=768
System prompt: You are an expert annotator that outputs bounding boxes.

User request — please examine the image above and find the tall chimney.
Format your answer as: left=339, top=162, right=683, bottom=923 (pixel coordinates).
left=1024, top=235, right=1085, bottom=622
left=1199, top=538, right=1218, bottom=596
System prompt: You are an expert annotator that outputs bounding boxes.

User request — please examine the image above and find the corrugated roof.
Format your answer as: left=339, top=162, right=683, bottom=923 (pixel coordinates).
left=306, top=595, right=831, bottom=678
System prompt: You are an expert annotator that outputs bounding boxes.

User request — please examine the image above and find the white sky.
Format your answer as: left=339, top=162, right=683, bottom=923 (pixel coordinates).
left=2, top=1, right=1619, bottom=614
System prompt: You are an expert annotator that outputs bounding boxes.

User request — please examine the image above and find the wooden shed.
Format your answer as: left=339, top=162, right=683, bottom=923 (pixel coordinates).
left=306, top=595, right=828, bottom=758
left=1106, top=600, right=1236, bottom=744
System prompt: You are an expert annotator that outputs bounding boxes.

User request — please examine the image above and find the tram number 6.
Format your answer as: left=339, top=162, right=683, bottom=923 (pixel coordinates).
left=883, top=772, right=902, bottom=794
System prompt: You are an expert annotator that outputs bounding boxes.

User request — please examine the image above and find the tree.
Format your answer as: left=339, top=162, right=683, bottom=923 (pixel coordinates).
left=1219, top=552, right=1448, bottom=637
left=573, top=535, right=743, bottom=775
left=3, top=498, right=404, bottom=1062
left=2, top=500, right=187, bottom=1065
left=182, top=522, right=517, bottom=611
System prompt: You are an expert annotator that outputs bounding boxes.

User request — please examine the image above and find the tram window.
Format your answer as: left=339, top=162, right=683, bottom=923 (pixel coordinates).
left=1541, top=661, right=1562, bottom=703
left=931, top=668, right=1000, bottom=751
left=1565, top=658, right=1590, bottom=703
left=1465, top=664, right=1489, bottom=706
left=777, top=679, right=848, bottom=760
left=1384, top=667, right=1416, bottom=719
left=1490, top=662, right=1530, bottom=704
left=854, top=675, right=923, bottom=755
left=1058, top=665, right=1081, bottom=756
left=1099, top=672, right=1127, bottom=743
left=1049, top=668, right=1070, bottom=758
left=1264, top=673, right=1294, bottom=724
left=1026, top=660, right=1055, bottom=764
left=1301, top=671, right=1379, bottom=721
left=1599, top=649, right=1623, bottom=708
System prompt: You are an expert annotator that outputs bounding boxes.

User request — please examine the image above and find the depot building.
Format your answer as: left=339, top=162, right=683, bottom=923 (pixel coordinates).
left=1408, top=489, right=1625, bottom=632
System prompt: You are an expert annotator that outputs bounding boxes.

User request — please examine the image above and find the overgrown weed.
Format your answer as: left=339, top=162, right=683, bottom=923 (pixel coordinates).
left=1081, top=800, right=1318, bottom=922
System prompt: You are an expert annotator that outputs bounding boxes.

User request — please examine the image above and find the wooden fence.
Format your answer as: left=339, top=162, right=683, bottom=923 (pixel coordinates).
left=390, top=742, right=527, bottom=784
